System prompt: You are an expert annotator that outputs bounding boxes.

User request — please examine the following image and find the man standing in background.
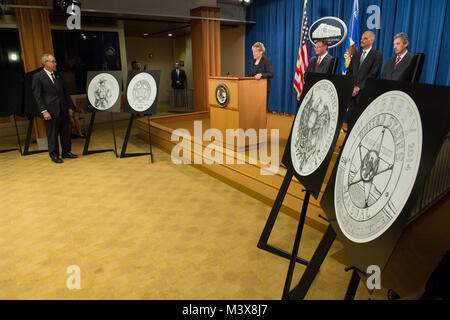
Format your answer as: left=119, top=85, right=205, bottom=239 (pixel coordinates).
left=131, top=61, right=142, bottom=71
left=346, top=31, right=383, bottom=129
left=305, top=39, right=334, bottom=74
left=171, top=62, right=187, bottom=108
left=381, top=32, right=414, bottom=81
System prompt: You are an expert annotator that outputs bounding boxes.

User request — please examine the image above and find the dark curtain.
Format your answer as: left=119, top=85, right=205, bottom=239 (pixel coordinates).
left=0, top=29, right=25, bottom=117
left=246, top=0, right=450, bottom=114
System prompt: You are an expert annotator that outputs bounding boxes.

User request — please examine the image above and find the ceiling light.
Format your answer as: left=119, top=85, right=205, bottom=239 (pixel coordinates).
left=9, top=53, right=19, bottom=62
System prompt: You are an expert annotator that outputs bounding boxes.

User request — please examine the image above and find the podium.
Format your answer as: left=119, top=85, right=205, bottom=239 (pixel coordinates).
left=208, top=76, right=267, bottom=149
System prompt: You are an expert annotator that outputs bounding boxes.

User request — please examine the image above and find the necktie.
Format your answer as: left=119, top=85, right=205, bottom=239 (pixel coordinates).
left=51, top=73, right=56, bottom=85
left=315, top=57, right=321, bottom=71
left=360, top=51, right=366, bottom=67
left=394, top=55, right=401, bottom=69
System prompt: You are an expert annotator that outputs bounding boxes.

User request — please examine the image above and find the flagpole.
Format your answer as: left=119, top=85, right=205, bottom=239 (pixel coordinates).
left=297, top=0, right=308, bottom=68
left=350, top=0, right=355, bottom=41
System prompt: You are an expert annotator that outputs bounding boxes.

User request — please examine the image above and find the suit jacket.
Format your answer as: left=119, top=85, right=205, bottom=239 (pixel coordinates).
left=32, top=69, right=73, bottom=118
left=171, top=69, right=186, bottom=89
left=249, top=56, right=274, bottom=91
left=306, top=53, right=334, bottom=74
left=381, top=52, right=414, bottom=81
left=347, top=49, right=383, bottom=90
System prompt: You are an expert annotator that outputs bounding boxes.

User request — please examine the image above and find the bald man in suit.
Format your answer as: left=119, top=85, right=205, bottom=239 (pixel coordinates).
left=346, top=31, right=383, bottom=129
left=306, top=39, right=334, bottom=74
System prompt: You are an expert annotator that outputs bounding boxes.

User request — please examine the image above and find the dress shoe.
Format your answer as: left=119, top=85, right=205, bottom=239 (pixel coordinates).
left=62, top=152, right=78, bottom=159
left=51, top=155, right=63, bottom=163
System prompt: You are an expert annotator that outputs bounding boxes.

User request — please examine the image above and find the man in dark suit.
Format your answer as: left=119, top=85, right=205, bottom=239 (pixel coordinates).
left=32, top=53, right=78, bottom=163
left=346, top=31, right=383, bottom=129
left=381, top=32, right=414, bottom=81
left=306, top=39, right=334, bottom=74
left=171, top=62, right=187, bottom=108
left=171, top=62, right=186, bottom=90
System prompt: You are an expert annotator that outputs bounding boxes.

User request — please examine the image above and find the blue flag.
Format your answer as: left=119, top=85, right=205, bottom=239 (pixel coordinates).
left=342, top=0, right=360, bottom=74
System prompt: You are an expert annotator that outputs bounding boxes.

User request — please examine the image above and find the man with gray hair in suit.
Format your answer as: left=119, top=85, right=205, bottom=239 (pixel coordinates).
left=381, top=32, right=414, bottom=81
left=32, top=53, right=78, bottom=163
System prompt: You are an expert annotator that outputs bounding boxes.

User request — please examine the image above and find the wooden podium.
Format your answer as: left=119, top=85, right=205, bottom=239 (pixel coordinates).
left=208, top=76, right=267, bottom=149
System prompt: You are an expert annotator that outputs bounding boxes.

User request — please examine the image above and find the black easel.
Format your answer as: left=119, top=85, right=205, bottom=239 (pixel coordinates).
left=287, top=225, right=337, bottom=300
left=257, top=169, right=309, bottom=266
left=281, top=189, right=312, bottom=299
left=0, top=115, right=22, bottom=154
left=120, top=114, right=153, bottom=163
left=82, top=112, right=118, bottom=157
left=343, top=267, right=364, bottom=300
left=22, top=116, right=48, bottom=156
left=280, top=213, right=365, bottom=300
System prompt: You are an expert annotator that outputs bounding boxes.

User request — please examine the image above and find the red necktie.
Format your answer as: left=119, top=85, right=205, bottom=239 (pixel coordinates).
left=394, top=56, right=401, bottom=69
left=51, top=72, right=56, bottom=85
left=315, top=57, right=321, bottom=71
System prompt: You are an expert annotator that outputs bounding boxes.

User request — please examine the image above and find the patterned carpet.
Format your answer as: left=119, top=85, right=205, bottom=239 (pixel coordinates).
left=0, top=119, right=388, bottom=300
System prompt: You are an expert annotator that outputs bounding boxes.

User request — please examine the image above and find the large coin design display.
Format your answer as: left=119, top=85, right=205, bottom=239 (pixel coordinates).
left=87, top=73, right=120, bottom=111
left=126, top=72, right=158, bottom=112
left=334, top=91, right=423, bottom=243
left=290, top=80, right=339, bottom=176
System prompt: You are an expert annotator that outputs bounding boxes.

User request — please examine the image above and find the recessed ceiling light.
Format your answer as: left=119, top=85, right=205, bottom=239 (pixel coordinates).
left=9, top=53, right=18, bottom=62
left=143, top=33, right=149, bottom=37
left=168, top=33, right=173, bottom=37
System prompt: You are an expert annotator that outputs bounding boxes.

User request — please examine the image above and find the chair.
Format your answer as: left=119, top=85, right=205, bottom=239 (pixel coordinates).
left=410, top=53, right=425, bottom=83
left=328, top=57, right=339, bottom=74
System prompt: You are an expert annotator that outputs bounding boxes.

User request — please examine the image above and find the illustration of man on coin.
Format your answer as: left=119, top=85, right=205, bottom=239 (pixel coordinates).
left=94, top=78, right=111, bottom=110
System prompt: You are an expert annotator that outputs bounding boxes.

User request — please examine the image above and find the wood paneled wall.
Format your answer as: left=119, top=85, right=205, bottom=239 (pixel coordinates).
left=190, top=7, right=221, bottom=112
left=15, top=0, right=54, bottom=141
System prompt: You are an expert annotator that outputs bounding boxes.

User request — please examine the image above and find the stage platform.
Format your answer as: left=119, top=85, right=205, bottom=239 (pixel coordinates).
left=137, top=111, right=347, bottom=231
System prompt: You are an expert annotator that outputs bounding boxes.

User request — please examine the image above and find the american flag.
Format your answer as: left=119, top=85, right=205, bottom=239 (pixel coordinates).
left=293, top=0, right=310, bottom=101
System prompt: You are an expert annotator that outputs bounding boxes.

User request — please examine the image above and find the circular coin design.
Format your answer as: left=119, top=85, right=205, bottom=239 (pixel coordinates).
left=334, top=91, right=422, bottom=243
left=127, top=73, right=157, bottom=112
left=215, top=84, right=229, bottom=107
left=291, top=80, right=339, bottom=176
left=88, top=73, right=120, bottom=111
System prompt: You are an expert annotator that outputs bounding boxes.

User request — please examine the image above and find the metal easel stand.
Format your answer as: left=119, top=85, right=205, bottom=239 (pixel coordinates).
left=119, top=113, right=154, bottom=163
left=287, top=225, right=337, bottom=300
left=282, top=189, right=311, bottom=299
left=82, top=112, right=118, bottom=157
left=257, top=169, right=309, bottom=266
left=0, top=115, right=22, bottom=154
left=22, top=115, right=48, bottom=156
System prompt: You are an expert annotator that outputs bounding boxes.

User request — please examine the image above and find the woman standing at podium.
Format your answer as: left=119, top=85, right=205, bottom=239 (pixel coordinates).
left=249, top=42, right=274, bottom=108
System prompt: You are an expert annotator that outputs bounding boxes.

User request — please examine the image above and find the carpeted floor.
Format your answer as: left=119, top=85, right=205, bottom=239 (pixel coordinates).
left=0, top=119, right=388, bottom=300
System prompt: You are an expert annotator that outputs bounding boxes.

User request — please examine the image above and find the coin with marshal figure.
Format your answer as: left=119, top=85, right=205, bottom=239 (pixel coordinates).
left=334, top=90, right=423, bottom=243
left=87, top=73, right=120, bottom=111
left=290, top=79, right=339, bottom=176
